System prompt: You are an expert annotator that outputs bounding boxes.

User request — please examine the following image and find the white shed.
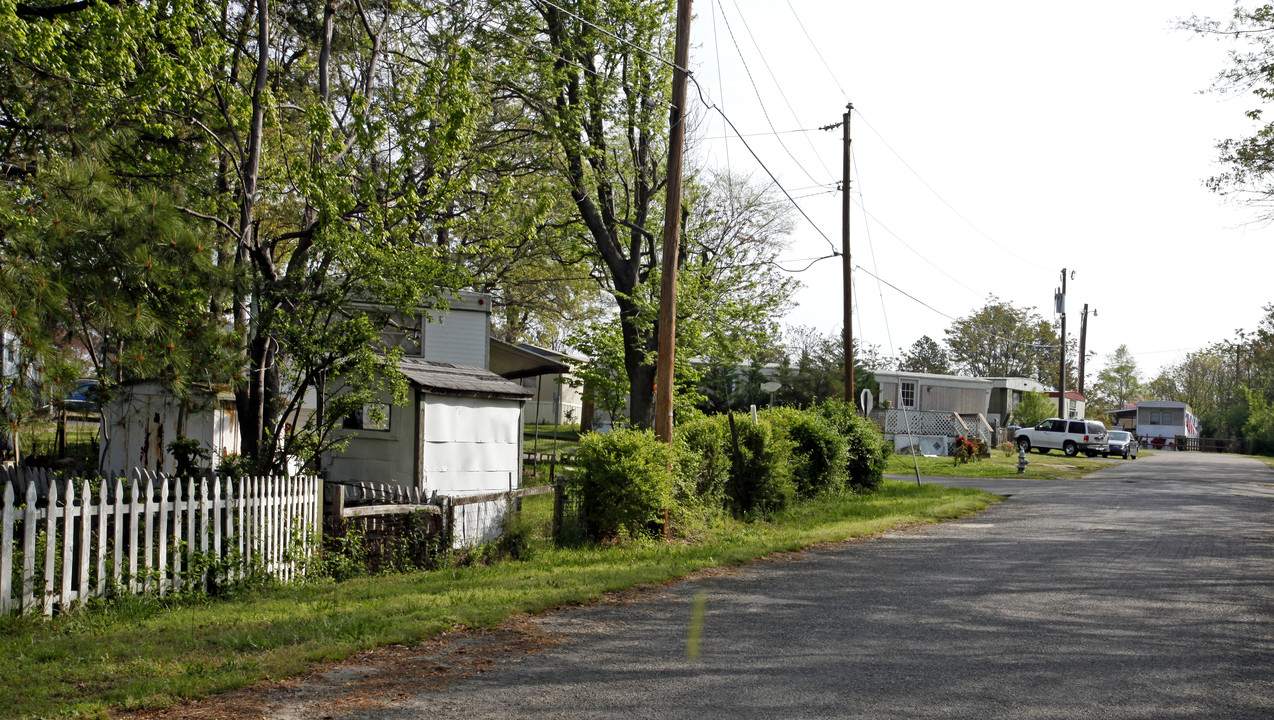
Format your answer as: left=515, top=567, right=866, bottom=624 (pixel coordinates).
left=99, top=382, right=240, bottom=476
left=322, top=358, right=533, bottom=546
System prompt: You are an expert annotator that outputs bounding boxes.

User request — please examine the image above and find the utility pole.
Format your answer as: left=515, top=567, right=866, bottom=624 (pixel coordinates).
left=654, top=0, right=692, bottom=443
left=842, top=102, right=854, bottom=405
left=1078, top=303, right=1090, bottom=396
left=1056, top=269, right=1067, bottom=419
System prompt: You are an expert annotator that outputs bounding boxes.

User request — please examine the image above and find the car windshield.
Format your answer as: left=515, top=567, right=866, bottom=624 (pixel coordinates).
left=1109, top=431, right=1129, bottom=441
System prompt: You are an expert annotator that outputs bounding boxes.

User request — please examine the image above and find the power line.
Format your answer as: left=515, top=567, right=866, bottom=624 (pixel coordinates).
left=689, top=75, right=841, bottom=254
left=850, top=196, right=983, bottom=299
left=784, top=0, right=850, bottom=102
left=713, top=0, right=830, bottom=189
left=726, top=0, right=837, bottom=182
left=852, top=108, right=1049, bottom=272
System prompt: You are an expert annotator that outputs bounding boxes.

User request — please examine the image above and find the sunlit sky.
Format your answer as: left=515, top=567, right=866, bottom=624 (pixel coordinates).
left=687, top=0, right=1266, bottom=383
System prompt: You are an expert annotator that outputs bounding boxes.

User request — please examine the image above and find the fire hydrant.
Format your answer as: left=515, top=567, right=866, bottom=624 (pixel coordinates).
left=1016, top=444, right=1029, bottom=474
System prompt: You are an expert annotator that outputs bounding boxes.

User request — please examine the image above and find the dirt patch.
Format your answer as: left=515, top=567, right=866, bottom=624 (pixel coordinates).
left=114, top=619, right=562, bottom=720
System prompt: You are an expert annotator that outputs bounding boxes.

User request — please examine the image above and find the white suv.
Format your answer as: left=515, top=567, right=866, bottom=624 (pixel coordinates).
left=1014, top=418, right=1109, bottom=457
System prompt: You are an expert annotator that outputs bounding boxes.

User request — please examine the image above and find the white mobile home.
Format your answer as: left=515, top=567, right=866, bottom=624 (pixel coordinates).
left=1135, top=401, right=1199, bottom=445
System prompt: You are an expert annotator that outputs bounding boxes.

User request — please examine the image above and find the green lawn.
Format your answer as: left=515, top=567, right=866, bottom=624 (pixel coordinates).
left=886, top=448, right=1120, bottom=480
left=0, top=480, right=998, bottom=719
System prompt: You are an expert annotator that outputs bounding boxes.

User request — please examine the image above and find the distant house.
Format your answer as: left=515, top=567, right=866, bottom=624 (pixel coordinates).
left=870, top=371, right=995, bottom=454
left=490, top=342, right=582, bottom=426
left=1134, top=401, right=1199, bottom=445
left=1046, top=391, right=1087, bottom=419
left=984, top=377, right=1048, bottom=428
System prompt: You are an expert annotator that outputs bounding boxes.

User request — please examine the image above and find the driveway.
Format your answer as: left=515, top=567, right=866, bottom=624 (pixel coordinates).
left=188, top=452, right=1274, bottom=719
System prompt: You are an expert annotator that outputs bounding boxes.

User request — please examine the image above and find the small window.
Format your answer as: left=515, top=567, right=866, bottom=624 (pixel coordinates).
left=344, top=403, right=391, bottom=431
left=1068, top=421, right=1086, bottom=434
left=900, top=380, right=917, bottom=409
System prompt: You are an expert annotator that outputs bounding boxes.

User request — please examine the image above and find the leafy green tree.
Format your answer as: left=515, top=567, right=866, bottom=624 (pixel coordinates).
left=1091, top=345, right=1143, bottom=416
left=4, top=1, right=488, bottom=472
left=775, top=326, right=876, bottom=409
left=1013, top=390, right=1054, bottom=427
left=944, top=296, right=1072, bottom=387
left=898, top=335, right=951, bottom=375
left=1185, top=8, right=1274, bottom=216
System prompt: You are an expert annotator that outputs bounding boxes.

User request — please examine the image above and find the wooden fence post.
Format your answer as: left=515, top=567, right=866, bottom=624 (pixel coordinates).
left=552, top=477, right=564, bottom=542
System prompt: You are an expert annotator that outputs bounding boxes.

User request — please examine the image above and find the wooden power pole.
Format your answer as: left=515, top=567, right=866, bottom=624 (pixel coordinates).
left=654, top=0, right=693, bottom=443
left=842, top=103, right=854, bottom=405
left=1057, top=268, right=1067, bottom=419
left=1078, top=303, right=1090, bottom=396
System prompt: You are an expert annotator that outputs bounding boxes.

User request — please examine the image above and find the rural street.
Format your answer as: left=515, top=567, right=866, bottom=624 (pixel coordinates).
left=261, top=452, right=1274, bottom=719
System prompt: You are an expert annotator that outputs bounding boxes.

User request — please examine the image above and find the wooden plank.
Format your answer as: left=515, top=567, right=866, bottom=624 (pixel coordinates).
left=212, top=476, right=223, bottom=569
left=43, top=481, right=58, bottom=616
left=341, top=504, right=442, bottom=518
left=1, top=482, right=13, bottom=613
left=60, top=481, right=75, bottom=608
left=449, top=485, right=555, bottom=507
left=157, top=477, right=169, bottom=597
left=95, top=480, right=108, bottom=597
left=77, top=479, right=91, bottom=606
left=142, top=474, right=155, bottom=594
left=112, top=477, right=124, bottom=593
left=128, top=478, right=140, bottom=594
left=22, top=482, right=36, bottom=613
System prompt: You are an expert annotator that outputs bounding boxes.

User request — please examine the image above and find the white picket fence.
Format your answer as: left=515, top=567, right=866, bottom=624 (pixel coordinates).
left=0, top=468, right=321, bottom=615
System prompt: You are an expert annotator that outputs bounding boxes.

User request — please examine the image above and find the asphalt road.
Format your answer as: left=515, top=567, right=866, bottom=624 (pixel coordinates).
left=299, top=452, right=1274, bottom=719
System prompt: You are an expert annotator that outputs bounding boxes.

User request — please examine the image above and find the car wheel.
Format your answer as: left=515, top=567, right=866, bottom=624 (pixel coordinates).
left=1123, top=450, right=1129, bottom=460
left=1063, top=441, right=1079, bottom=457
left=1102, top=452, right=1109, bottom=458
left=1017, top=437, right=1031, bottom=454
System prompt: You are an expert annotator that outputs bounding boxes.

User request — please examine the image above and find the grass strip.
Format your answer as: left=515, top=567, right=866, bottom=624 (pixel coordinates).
left=885, top=449, right=1120, bottom=479
left=0, top=480, right=997, bottom=719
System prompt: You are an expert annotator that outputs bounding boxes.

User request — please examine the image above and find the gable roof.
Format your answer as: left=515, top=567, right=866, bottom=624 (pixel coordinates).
left=397, top=358, right=533, bottom=400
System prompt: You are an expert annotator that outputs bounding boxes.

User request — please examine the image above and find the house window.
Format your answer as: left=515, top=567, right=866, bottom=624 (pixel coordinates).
left=900, top=380, right=917, bottom=409
left=1148, top=411, right=1162, bottom=425
left=343, top=402, right=391, bottom=431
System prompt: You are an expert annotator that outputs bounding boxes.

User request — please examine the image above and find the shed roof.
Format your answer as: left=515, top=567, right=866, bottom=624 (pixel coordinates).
left=397, top=358, right=533, bottom=400
left=873, top=371, right=993, bottom=389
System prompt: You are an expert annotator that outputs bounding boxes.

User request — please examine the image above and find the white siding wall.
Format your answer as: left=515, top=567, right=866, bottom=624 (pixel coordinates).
left=423, top=305, right=489, bottom=367
left=323, top=391, right=418, bottom=488
left=422, top=394, right=523, bottom=545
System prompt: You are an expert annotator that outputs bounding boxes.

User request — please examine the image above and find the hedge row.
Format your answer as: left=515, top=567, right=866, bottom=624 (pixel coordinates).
left=569, top=401, right=889, bottom=540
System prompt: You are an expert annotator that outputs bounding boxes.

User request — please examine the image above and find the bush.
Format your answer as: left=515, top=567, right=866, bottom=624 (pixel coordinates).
left=573, top=429, right=674, bottom=540
left=675, top=415, right=732, bottom=508
left=762, top=407, right=847, bottom=497
left=721, top=412, right=794, bottom=517
left=810, top=400, right=889, bottom=491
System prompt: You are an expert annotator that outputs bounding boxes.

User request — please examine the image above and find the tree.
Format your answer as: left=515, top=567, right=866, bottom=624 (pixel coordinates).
left=775, top=326, right=876, bottom=409
left=1013, top=391, right=1054, bottom=428
left=1186, top=8, right=1274, bottom=218
left=898, top=335, right=950, bottom=375
left=1091, top=345, right=1143, bottom=416
left=944, top=296, right=1070, bottom=387
left=3, top=1, right=489, bottom=472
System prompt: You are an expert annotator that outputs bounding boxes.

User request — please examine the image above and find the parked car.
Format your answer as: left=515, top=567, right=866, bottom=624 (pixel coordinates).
left=1014, top=418, right=1109, bottom=457
left=1105, top=430, right=1139, bottom=460
left=61, top=380, right=100, bottom=413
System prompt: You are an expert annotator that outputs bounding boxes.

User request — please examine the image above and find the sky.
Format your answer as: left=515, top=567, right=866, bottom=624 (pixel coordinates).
left=686, top=0, right=1268, bottom=383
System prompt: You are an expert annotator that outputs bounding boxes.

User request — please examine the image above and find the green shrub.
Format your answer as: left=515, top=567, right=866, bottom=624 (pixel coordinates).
left=810, top=400, right=889, bottom=491
left=722, top=413, right=794, bottom=517
left=573, top=429, right=674, bottom=540
left=674, top=415, right=732, bottom=507
left=762, top=407, right=847, bottom=497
